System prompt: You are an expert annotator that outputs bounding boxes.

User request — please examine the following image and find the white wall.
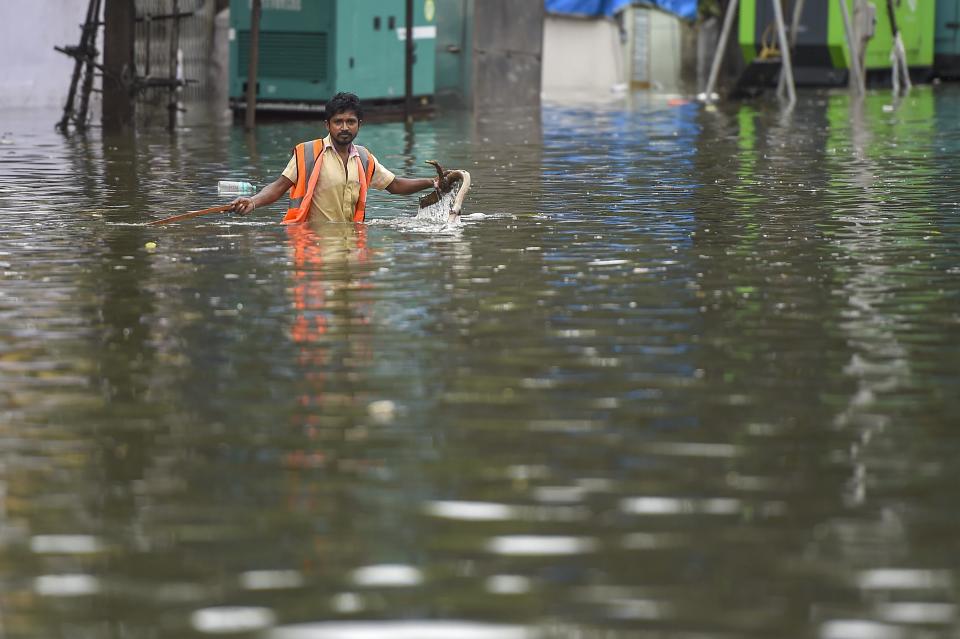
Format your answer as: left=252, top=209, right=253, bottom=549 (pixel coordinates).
left=0, top=0, right=96, bottom=109
left=542, top=15, right=625, bottom=100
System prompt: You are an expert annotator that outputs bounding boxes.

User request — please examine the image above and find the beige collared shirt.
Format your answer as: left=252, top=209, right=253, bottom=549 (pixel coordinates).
left=281, top=135, right=396, bottom=223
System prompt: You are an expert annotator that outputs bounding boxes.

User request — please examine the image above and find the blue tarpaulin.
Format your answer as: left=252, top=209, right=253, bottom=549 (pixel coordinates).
left=544, top=0, right=631, bottom=17
left=649, top=0, right=698, bottom=20
left=544, top=0, right=698, bottom=21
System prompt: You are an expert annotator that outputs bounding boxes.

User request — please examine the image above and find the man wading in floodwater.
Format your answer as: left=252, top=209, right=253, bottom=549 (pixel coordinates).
left=229, top=92, right=442, bottom=224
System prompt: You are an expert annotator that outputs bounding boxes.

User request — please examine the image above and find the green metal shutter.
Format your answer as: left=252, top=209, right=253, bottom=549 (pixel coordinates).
left=237, top=31, right=328, bottom=81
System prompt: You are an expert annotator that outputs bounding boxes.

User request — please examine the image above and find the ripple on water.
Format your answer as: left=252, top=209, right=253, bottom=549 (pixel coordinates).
left=191, top=607, right=277, bottom=634
left=485, top=535, right=598, bottom=556
left=619, top=496, right=742, bottom=516
left=33, top=574, right=100, bottom=597
left=29, top=534, right=104, bottom=554
left=239, top=569, right=305, bottom=590
left=819, top=619, right=907, bottom=639
left=855, top=569, right=954, bottom=591
left=422, top=500, right=519, bottom=521
left=349, top=564, right=423, bottom=588
left=267, top=621, right=538, bottom=639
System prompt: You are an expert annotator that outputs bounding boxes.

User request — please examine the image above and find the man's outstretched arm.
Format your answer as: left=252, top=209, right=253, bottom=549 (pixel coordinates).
left=230, top=175, right=295, bottom=214
left=385, top=176, right=439, bottom=196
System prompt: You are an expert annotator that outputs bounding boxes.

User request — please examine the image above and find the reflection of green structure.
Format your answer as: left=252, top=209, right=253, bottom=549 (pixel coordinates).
left=738, top=0, right=934, bottom=85
left=822, top=87, right=939, bottom=242
left=229, top=0, right=435, bottom=109
left=824, top=87, right=936, bottom=157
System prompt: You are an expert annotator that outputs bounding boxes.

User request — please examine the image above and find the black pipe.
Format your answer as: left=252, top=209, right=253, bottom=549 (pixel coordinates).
left=245, top=0, right=261, bottom=131
left=885, top=0, right=900, bottom=37
left=404, top=0, right=413, bottom=123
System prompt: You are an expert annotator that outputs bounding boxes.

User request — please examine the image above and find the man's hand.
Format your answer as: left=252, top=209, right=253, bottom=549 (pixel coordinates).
left=226, top=176, right=293, bottom=215
left=230, top=197, right=256, bottom=215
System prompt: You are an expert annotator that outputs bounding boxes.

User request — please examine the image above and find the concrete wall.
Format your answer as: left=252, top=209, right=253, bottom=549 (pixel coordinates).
left=435, top=0, right=473, bottom=107
left=543, top=8, right=697, bottom=99
left=472, top=0, right=544, bottom=110
left=542, top=15, right=624, bottom=99
left=0, top=0, right=95, bottom=109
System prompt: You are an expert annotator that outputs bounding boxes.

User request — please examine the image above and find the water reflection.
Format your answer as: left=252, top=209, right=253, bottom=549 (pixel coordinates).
left=0, top=86, right=959, bottom=638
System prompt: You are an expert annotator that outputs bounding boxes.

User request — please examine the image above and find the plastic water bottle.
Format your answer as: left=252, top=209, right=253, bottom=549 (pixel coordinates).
left=218, top=180, right=256, bottom=194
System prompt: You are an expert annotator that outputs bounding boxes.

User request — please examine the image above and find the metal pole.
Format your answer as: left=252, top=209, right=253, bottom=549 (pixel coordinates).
left=838, top=0, right=864, bottom=94
left=789, top=0, right=805, bottom=47
left=404, top=0, right=414, bottom=122
left=895, top=32, right=910, bottom=90
left=777, top=0, right=805, bottom=97
left=885, top=0, right=911, bottom=93
left=245, top=0, right=261, bottom=131
left=144, top=13, right=152, bottom=77
left=772, top=0, right=796, bottom=104
left=167, top=0, right=180, bottom=131
left=702, top=0, right=739, bottom=102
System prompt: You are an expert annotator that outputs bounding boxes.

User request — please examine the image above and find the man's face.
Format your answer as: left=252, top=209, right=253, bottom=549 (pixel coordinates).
left=326, top=110, right=360, bottom=146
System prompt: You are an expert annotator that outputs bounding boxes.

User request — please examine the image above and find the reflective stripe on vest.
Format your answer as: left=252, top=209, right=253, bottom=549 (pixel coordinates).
left=283, top=140, right=376, bottom=225
left=353, top=146, right=377, bottom=223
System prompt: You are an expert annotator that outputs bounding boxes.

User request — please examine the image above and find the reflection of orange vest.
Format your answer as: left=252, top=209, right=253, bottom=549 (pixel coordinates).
left=282, top=139, right=377, bottom=225
left=286, top=224, right=370, bottom=344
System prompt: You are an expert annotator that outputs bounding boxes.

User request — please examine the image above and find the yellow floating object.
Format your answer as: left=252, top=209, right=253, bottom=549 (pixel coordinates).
left=145, top=241, right=158, bottom=250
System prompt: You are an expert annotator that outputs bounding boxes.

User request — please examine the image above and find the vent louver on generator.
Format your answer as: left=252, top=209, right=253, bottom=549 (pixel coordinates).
left=238, top=31, right=328, bottom=81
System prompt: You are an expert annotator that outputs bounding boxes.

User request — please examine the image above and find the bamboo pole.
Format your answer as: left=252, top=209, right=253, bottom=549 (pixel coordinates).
left=147, top=203, right=234, bottom=226
left=57, top=0, right=97, bottom=131
left=76, top=0, right=102, bottom=128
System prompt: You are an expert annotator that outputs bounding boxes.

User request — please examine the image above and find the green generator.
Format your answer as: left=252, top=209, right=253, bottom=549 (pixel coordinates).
left=229, top=0, right=436, bottom=109
left=936, top=0, right=960, bottom=76
left=738, top=0, right=934, bottom=86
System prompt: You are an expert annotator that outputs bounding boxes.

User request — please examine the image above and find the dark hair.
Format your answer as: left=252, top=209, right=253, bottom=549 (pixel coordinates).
left=324, top=92, right=363, bottom=122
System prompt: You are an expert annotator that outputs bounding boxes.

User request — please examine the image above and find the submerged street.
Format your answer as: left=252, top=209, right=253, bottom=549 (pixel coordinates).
left=1, top=86, right=959, bottom=637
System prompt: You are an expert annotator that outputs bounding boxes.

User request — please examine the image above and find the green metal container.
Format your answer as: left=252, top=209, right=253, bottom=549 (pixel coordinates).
left=738, top=0, right=934, bottom=84
left=229, top=0, right=436, bottom=108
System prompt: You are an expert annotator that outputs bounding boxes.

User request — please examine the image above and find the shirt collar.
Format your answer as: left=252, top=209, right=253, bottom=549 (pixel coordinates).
left=322, top=134, right=359, bottom=158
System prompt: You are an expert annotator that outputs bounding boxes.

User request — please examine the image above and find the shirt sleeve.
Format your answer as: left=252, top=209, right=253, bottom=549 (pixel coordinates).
left=369, top=155, right=396, bottom=191
left=281, top=153, right=297, bottom=184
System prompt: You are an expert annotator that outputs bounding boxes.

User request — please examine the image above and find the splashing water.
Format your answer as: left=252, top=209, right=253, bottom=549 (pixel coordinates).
left=415, top=169, right=472, bottom=228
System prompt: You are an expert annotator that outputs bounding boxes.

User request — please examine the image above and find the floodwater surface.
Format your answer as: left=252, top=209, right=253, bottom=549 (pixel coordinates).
left=1, top=87, right=959, bottom=638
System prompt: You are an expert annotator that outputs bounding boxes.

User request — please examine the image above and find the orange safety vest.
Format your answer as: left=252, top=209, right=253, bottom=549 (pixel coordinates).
left=282, top=139, right=377, bottom=225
